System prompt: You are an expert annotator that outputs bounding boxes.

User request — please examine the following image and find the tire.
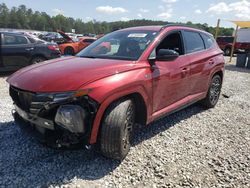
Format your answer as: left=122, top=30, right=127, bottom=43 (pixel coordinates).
left=202, top=75, right=222, bottom=108
left=100, top=99, right=135, bottom=160
left=224, top=47, right=231, bottom=56
left=31, top=56, right=46, bottom=64
left=64, top=47, right=75, bottom=55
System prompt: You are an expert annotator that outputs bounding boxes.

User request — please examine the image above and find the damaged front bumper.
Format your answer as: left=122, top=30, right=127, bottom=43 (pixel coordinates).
left=10, top=86, right=99, bottom=148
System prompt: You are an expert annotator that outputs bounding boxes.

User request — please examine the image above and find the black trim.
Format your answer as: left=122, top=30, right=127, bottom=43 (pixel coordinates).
left=0, top=33, right=3, bottom=67
left=14, top=105, right=55, bottom=130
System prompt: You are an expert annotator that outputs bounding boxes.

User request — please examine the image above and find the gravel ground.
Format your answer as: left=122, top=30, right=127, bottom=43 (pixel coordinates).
left=0, top=57, right=250, bottom=188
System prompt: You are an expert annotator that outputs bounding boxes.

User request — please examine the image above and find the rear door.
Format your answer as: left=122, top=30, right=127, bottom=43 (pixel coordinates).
left=183, top=31, right=212, bottom=95
left=2, top=33, right=33, bottom=68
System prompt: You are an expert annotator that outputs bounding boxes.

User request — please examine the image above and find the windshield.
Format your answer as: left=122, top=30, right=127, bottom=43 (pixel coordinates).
left=76, top=30, right=158, bottom=60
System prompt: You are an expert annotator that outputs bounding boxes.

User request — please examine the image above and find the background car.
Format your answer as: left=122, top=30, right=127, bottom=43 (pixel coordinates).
left=217, top=36, right=250, bottom=56
left=38, top=32, right=65, bottom=44
left=57, top=30, right=97, bottom=55
left=0, top=32, right=61, bottom=71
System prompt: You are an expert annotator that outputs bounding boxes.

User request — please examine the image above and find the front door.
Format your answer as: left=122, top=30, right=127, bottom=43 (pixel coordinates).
left=151, top=31, right=191, bottom=113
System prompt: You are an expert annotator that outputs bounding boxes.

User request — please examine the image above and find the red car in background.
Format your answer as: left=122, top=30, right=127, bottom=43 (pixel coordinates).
left=216, top=36, right=250, bottom=56
left=57, top=30, right=96, bottom=55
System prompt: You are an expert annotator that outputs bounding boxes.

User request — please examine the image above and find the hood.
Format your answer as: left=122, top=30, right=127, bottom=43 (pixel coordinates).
left=7, top=56, right=140, bottom=92
left=57, top=30, right=73, bottom=42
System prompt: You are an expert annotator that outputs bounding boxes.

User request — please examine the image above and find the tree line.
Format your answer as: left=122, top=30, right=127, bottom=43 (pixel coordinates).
left=0, top=3, right=234, bottom=36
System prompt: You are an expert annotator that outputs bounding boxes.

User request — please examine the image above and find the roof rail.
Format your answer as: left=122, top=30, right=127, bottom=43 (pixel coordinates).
left=160, top=23, right=205, bottom=31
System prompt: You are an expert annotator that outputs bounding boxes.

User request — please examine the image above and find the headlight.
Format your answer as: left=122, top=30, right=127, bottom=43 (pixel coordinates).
left=55, top=105, right=86, bottom=133
left=53, top=89, right=91, bottom=102
left=53, top=92, right=75, bottom=102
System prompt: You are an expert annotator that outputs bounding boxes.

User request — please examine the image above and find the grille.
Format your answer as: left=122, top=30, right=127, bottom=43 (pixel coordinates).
left=10, top=86, right=53, bottom=115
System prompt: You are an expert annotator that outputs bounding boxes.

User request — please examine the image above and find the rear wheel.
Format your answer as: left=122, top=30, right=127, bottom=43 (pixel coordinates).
left=202, top=75, right=222, bottom=108
left=31, top=56, right=46, bottom=64
left=64, top=47, right=75, bottom=55
left=100, top=99, right=135, bottom=160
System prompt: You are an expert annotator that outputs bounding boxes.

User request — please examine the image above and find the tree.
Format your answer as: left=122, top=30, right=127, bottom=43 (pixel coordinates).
left=0, top=3, right=9, bottom=28
left=0, top=3, right=234, bottom=36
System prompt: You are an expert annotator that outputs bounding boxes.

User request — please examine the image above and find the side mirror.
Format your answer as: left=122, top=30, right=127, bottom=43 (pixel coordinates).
left=156, top=49, right=179, bottom=61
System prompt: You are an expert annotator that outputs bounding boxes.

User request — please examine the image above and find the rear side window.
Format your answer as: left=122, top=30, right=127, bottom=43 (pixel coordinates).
left=183, top=31, right=205, bottom=53
left=201, top=33, right=215, bottom=49
left=3, top=34, right=28, bottom=45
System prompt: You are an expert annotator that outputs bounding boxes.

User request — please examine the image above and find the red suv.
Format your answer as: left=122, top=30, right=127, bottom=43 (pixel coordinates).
left=7, top=25, right=225, bottom=160
left=216, top=36, right=250, bottom=56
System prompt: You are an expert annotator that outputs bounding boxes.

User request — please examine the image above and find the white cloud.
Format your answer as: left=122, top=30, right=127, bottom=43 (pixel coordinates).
left=52, top=8, right=65, bottom=15
left=139, top=8, right=149, bottom=13
left=121, top=17, right=129, bottom=21
left=96, top=6, right=128, bottom=14
left=158, top=5, right=165, bottom=11
left=180, top=16, right=186, bottom=20
left=206, top=2, right=230, bottom=14
left=158, top=0, right=174, bottom=20
left=195, top=9, right=202, bottom=14
left=162, top=0, right=178, bottom=3
left=206, top=0, right=250, bottom=19
left=158, top=12, right=172, bottom=19
left=137, top=13, right=143, bottom=18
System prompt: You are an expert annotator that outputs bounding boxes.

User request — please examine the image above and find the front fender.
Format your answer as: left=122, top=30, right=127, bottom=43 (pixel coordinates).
left=80, top=68, right=153, bottom=144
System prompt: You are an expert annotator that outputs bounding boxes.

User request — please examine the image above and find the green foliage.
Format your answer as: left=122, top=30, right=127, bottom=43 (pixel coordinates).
left=0, top=3, right=234, bottom=36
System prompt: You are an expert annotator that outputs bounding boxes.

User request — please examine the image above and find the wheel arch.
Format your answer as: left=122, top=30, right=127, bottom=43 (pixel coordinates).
left=89, top=89, right=148, bottom=144
left=213, top=70, right=223, bottom=80
left=64, top=45, right=76, bottom=54
left=30, top=54, right=47, bottom=64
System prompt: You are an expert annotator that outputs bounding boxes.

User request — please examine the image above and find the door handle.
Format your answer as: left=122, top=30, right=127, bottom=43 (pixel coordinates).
left=25, top=48, right=34, bottom=51
left=181, top=67, right=189, bottom=78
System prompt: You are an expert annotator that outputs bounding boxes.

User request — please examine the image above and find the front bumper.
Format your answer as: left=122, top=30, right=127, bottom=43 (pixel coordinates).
left=9, top=86, right=99, bottom=147
left=13, top=109, right=90, bottom=148
left=14, top=105, right=54, bottom=130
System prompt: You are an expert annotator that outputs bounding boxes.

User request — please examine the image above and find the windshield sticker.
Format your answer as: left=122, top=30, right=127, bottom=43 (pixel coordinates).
left=128, top=33, right=147, bottom=38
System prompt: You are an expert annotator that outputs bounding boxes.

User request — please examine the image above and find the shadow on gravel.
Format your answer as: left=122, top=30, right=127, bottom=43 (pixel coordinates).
left=0, top=104, right=204, bottom=187
left=133, top=104, right=205, bottom=146
left=225, top=64, right=250, bottom=73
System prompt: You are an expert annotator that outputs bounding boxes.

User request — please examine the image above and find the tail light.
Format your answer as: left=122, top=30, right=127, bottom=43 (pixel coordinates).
left=48, top=45, right=60, bottom=51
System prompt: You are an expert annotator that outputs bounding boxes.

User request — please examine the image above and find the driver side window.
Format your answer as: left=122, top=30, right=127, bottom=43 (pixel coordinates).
left=156, top=31, right=184, bottom=55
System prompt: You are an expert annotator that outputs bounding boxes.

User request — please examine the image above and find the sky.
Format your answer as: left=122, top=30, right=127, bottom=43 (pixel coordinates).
left=2, top=0, right=250, bottom=27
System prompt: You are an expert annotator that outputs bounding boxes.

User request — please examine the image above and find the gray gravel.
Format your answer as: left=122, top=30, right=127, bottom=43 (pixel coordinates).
left=0, top=57, right=250, bottom=188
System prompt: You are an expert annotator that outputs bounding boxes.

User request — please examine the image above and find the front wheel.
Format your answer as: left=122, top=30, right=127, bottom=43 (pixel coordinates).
left=202, top=75, right=222, bottom=108
left=100, top=99, right=135, bottom=160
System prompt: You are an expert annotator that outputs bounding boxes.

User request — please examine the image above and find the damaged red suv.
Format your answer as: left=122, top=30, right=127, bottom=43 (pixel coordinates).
left=7, top=25, right=224, bottom=160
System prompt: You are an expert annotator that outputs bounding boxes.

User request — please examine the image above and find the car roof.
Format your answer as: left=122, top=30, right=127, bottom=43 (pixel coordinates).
left=119, top=26, right=163, bottom=32
left=117, top=24, right=212, bottom=36
left=1, top=31, right=25, bottom=36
